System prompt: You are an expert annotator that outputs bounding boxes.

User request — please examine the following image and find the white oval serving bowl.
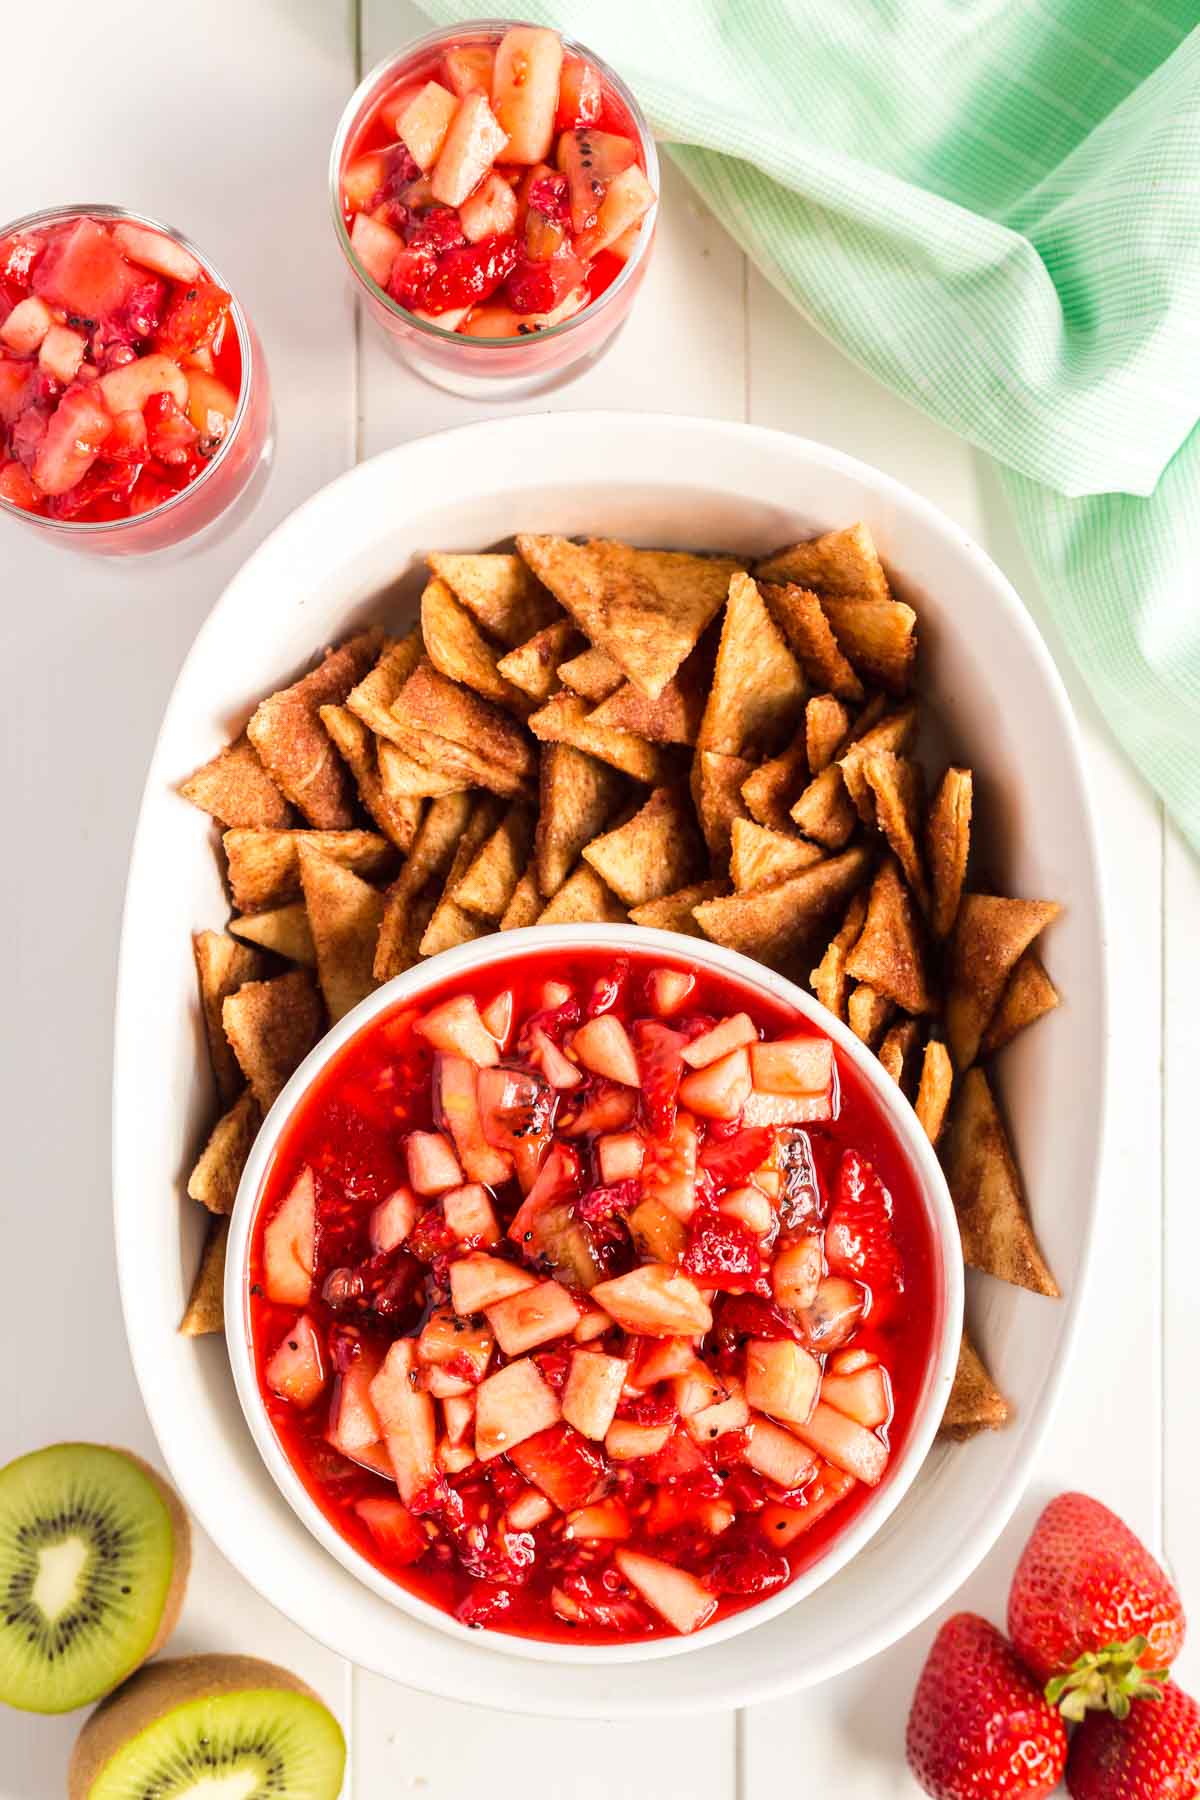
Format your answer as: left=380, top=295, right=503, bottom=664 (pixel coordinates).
left=113, top=412, right=1105, bottom=1714
left=224, top=923, right=964, bottom=1664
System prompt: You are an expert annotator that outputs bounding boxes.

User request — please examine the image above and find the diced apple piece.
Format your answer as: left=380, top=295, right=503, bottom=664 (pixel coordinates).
left=263, top=1167, right=316, bottom=1304
left=572, top=1014, right=639, bottom=1087
left=328, top=1342, right=383, bottom=1455
left=791, top=1402, right=888, bottom=1486
left=566, top=1497, right=631, bottom=1540
left=820, top=1363, right=891, bottom=1430
left=642, top=1114, right=699, bottom=1222
left=441, top=1393, right=476, bottom=1445
left=591, top=1264, right=713, bottom=1337
left=719, top=1186, right=774, bottom=1235
left=370, top=1339, right=438, bottom=1504
left=474, top=1357, right=561, bottom=1460
left=745, top=1339, right=821, bottom=1428
left=343, top=151, right=388, bottom=212
left=369, top=1186, right=419, bottom=1253
left=422, top=1365, right=471, bottom=1399
left=751, top=1036, right=835, bottom=1096
left=829, top=1347, right=877, bottom=1376
left=609, top=221, right=644, bottom=264
left=742, top=1415, right=821, bottom=1490
left=526, top=1024, right=582, bottom=1088
left=576, top=164, right=656, bottom=259
left=682, top=1013, right=757, bottom=1069
left=646, top=968, right=695, bottom=1017
left=557, top=129, right=638, bottom=233
left=556, top=55, right=602, bottom=131
left=0, top=294, right=51, bottom=353
left=491, top=25, right=563, bottom=163
left=350, top=211, right=403, bottom=288
left=416, top=994, right=500, bottom=1066
left=185, top=368, right=237, bottom=444
left=678, top=1047, right=752, bottom=1120
left=634, top=1336, right=698, bottom=1385
left=109, top=222, right=201, bottom=284
left=416, top=1305, right=493, bottom=1381
left=741, top=1087, right=835, bottom=1126
left=672, top=1359, right=725, bottom=1418
left=615, top=1549, right=718, bottom=1636
left=597, top=1131, right=644, bottom=1184
left=794, top=1276, right=865, bottom=1351
left=437, top=1439, right=476, bottom=1475
left=486, top=1278, right=580, bottom=1355
left=772, top=1237, right=823, bottom=1313
left=353, top=1495, right=427, bottom=1564
left=573, top=1303, right=613, bottom=1343
left=436, top=1054, right=513, bottom=1186
left=31, top=217, right=139, bottom=319
left=646, top=1488, right=735, bottom=1538
left=459, top=170, right=520, bottom=243
left=30, top=387, right=112, bottom=498
left=406, top=1130, right=463, bottom=1195
left=479, top=989, right=513, bottom=1045
left=604, top=1418, right=673, bottom=1461
left=98, top=352, right=187, bottom=414
left=442, top=1181, right=500, bottom=1246
left=266, top=1314, right=326, bottom=1408
left=684, top=1378, right=750, bottom=1446
left=444, top=43, right=496, bottom=97
left=510, top=1421, right=605, bottom=1510
left=627, top=1198, right=686, bottom=1264
left=760, top=1464, right=857, bottom=1546
left=397, top=80, right=459, bottom=171
left=431, top=90, right=509, bottom=208
left=507, top=1486, right=555, bottom=1530
left=36, top=325, right=86, bottom=385
left=562, top=1349, right=627, bottom=1440
left=449, top=1253, right=537, bottom=1316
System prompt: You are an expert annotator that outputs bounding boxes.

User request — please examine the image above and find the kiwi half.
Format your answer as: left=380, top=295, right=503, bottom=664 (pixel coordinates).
left=69, top=1654, right=347, bottom=1799
left=0, top=1443, right=190, bottom=1713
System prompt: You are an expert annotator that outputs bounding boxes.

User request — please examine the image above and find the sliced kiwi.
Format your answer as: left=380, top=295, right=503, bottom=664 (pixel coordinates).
left=0, top=1443, right=190, bottom=1713
left=69, top=1654, right=347, bottom=1799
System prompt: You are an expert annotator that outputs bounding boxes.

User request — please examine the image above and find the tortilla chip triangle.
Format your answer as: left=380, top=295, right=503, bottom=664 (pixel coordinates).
left=848, top=984, right=894, bottom=1048
left=945, top=894, right=1060, bottom=1068
left=535, top=744, right=626, bottom=898
left=517, top=534, right=742, bottom=700
left=838, top=704, right=919, bottom=822
left=536, top=863, right=628, bottom=925
left=790, top=765, right=858, bottom=849
left=224, top=828, right=396, bottom=911
left=822, top=597, right=917, bottom=695
left=877, top=1017, right=920, bottom=1092
left=193, top=930, right=267, bottom=1104
left=298, top=844, right=385, bottom=1024
left=389, top=660, right=536, bottom=796
left=528, top=691, right=679, bottom=785
left=187, top=1090, right=260, bottom=1215
left=697, top=574, right=806, bottom=758
left=376, top=739, right=468, bottom=800
left=346, top=634, right=424, bottom=742
left=421, top=576, right=526, bottom=710
left=758, top=584, right=864, bottom=702
left=693, top=846, right=871, bottom=974
left=588, top=661, right=708, bottom=746
left=229, top=904, right=316, bottom=966
left=319, top=703, right=422, bottom=850
left=179, top=1218, right=229, bottom=1336
left=941, top=1067, right=1060, bottom=1297
left=939, top=1331, right=1009, bottom=1440
left=495, top=620, right=580, bottom=701
left=914, top=1039, right=953, bottom=1145
left=418, top=796, right=506, bottom=956
left=862, top=751, right=928, bottom=907
left=558, top=645, right=624, bottom=701
left=692, top=750, right=754, bottom=861
left=221, top=968, right=324, bottom=1111
left=396, top=792, right=477, bottom=901
left=981, top=953, right=1060, bottom=1055
left=845, top=857, right=933, bottom=1014
left=427, top=551, right=560, bottom=648
left=926, top=767, right=973, bottom=939
left=629, top=880, right=728, bottom=936
left=452, top=804, right=536, bottom=919
left=756, top=522, right=893, bottom=607
left=809, top=891, right=869, bottom=1022
left=806, top=695, right=853, bottom=774
left=582, top=784, right=706, bottom=906
left=729, top=818, right=823, bottom=892
left=247, top=630, right=384, bottom=828
left=500, top=867, right=543, bottom=930
left=373, top=793, right=481, bottom=981
left=374, top=885, right=436, bottom=983
left=179, top=733, right=291, bottom=829
left=741, top=738, right=807, bottom=834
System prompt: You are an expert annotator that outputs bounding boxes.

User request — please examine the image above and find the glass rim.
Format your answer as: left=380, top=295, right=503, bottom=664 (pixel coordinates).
left=328, top=18, right=660, bottom=350
left=0, top=202, right=255, bottom=535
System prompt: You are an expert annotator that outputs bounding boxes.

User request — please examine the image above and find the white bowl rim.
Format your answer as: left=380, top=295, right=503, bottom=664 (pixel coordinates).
left=224, top=922, right=965, bottom=1665
left=110, top=410, right=1109, bottom=1712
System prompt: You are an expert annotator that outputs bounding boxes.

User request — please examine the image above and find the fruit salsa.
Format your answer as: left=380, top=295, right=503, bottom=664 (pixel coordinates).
left=249, top=948, right=938, bottom=1644
left=0, top=211, right=244, bottom=524
left=338, top=24, right=656, bottom=340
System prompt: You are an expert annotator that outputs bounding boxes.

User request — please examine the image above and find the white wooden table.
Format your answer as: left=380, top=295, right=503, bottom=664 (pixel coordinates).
left=3, top=2, right=1196, bottom=1793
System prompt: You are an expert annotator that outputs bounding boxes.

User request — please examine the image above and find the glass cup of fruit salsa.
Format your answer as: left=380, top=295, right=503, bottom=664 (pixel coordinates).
left=330, top=21, right=659, bottom=397
left=0, top=206, right=270, bottom=555
left=235, top=932, right=959, bottom=1654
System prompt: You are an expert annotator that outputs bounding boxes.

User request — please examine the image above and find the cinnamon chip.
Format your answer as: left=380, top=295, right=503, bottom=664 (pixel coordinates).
left=496, top=620, right=581, bottom=702
left=941, top=1068, right=1059, bottom=1297
left=845, top=857, right=933, bottom=1015
left=939, top=1331, right=1009, bottom=1440
left=789, top=765, right=858, bottom=850
left=847, top=984, right=894, bottom=1049
left=500, top=867, right=544, bottom=930
left=809, top=891, right=869, bottom=1023
left=298, top=844, right=385, bottom=1024
left=838, top=704, right=920, bottom=822
left=822, top=596, right=917, bottom=694
left=452, top=804, right=536, bottom=920
left=945, top=894, right=1060, bottom=1068
left=914, top=1040, right=954, bottom=1145
left=628, top=881, right=728, bottom=936
left=247, top=630, right=384, bottom=827
left=345, top=634, right=424, bottom=742
left=980, top=953, right=1060, bottom=1055
left=536, top=863, right=628, bottom=925
left=427, top=551, right=560, bottom=648
left=179, top=1217, right=229, bottom=1336
left=588, top=660, right=708, bottom=747
left=389, top=660, right=536, bottom=797
left=805, top=695, right=853, bottom=774
left=557, top=645, right=625, bottom=701
left=692, top=750, right=754, bottom=863
left=697, top=573, right=806, bottom=759
left=528, top=691, right=680, bottom=785
left=221, top=969, right=324, bottom=1111
left=729, top=818, right=823, bottom=892
left=759, top=583, right=863, bottom=702
left=192, top=930, right=267, bottom=1105
left=319, top=704, right=422, bottom=851
left=861, top=751, right=928, bottom=908
left=878, top=1018, right=921, bottom=1093
left=421, top=576, right=526, bottom=710
left=223, top=827, right=396, bottom=911
left=756, top=522, right=893, bottom=607
left=741, top=737, right=808, bottom=834
left=187, top=1090, right=260, bottom=1215
left=926, top=767, right=973, bottom=939
left=229, top=904, right=316, bottom=966
left=583, top=784, right=706, bottom=907
left=179, top=733, right=291, bottom=829
left=693, top=846, right=871, bottom=974
left=535, top=744, right=626, bottom=899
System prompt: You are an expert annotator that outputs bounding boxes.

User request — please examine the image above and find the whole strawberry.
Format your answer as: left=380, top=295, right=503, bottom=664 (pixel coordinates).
left=1066, top=1682, right=1200, bottom=1799
left=1008, top=1493, right=1184, bottom=1718
left=906, top=1612, right=1068, bottom=1799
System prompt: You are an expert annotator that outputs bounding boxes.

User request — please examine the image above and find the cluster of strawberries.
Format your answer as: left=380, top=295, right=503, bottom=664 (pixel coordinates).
left=906, top=1493, right=1197, bottom=1798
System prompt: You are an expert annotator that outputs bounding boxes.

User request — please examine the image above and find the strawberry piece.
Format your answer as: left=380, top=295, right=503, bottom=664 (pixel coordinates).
left=32, top=218, right=140, bottom=321
left=456, top=1581, right=516, bottom=1629
left=633, top=1019, right=686, bottom=1138
left=700, top=1126, right=775, bottom=1188
left=144, top=392, right=200, bottom=466
left=823, top=1148, right=903, bottom=1302
left=440, top=1481, right=537, bottom=1585
left=555, top=1567, right=648, bottom=1634
left=0, top=460, right=38, bottom=510
left=614, top=1389, right=677, bottom=1426
left=556, top=57, right=603, bottom=133
left=102, top=408, right=149, bottom=463
left=681, top=1215, right=769, bottom=1294
left=1, top=233, right=43, bottom=289
left=0, top=359, right=32, bottom=425
left=406, top=205, right=467, bottom=256
left=387, top=243, right=439, bottom=307
left=711, top=1293, right=804, bottom=1348
left=31, top=385, right=112, bottom=497
left=1066, top=1681, right=1200, bottom=1800
left=907, top=1613, right=1067, bottom=1800
left=705, top=1529, right=789, bottom=1597
left=1008, top=1492, right=1184, bottom=1713
left=585, top=956, right=630, bottom=1017
left=510, top=1421, right=606, bottom=1511
left=407, top=1206, right=457, bottom=1265
left=576, top=1177, right=641, bottom=1224
left=48, top=458, right=141, bottom=520
left=354, top=1495, right=427, bottom=1566
left=504, top=251, right=585, bottom=316
left=156, top=278, right=232, bottom=356
left=418, top=235, right=519, bottom=316
left=641, top=1428, right=709, bottom=1485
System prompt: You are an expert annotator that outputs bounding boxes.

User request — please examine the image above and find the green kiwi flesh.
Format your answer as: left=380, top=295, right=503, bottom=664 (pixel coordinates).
left=0, top=1444, right=185, bottom=1713
left=71, top=1655, right=346, bottom=1800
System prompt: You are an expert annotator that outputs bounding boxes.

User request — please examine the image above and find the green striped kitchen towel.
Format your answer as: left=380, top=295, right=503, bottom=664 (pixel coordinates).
left=421, top=0, right=1200, bottom=849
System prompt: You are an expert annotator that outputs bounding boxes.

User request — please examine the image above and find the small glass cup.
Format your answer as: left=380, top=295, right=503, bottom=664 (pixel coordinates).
left=330, top=20, right=659, bottom=400
left=0, top=204, right=272, bottom=556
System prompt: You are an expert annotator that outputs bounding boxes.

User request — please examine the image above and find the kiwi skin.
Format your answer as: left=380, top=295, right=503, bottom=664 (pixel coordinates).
left=115, top=1450, right=192, bottom=1667
left=68, top=1655, right=339, bottom=1799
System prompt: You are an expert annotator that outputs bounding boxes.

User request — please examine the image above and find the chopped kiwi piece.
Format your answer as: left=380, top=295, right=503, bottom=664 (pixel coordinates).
left=69, top=1653, right=346, bottom=1799
left=0, top=1443, right=190, bottom=1714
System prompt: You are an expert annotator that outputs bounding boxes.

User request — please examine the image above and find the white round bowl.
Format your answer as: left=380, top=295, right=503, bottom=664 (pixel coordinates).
left=224, top=923, right=964, bottom=1664
left=113, top=412, right=1105, bottom=1714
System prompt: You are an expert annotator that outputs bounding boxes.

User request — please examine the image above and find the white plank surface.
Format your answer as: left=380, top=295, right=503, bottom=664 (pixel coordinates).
left=1, top=0, right=1195, bottom=1795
